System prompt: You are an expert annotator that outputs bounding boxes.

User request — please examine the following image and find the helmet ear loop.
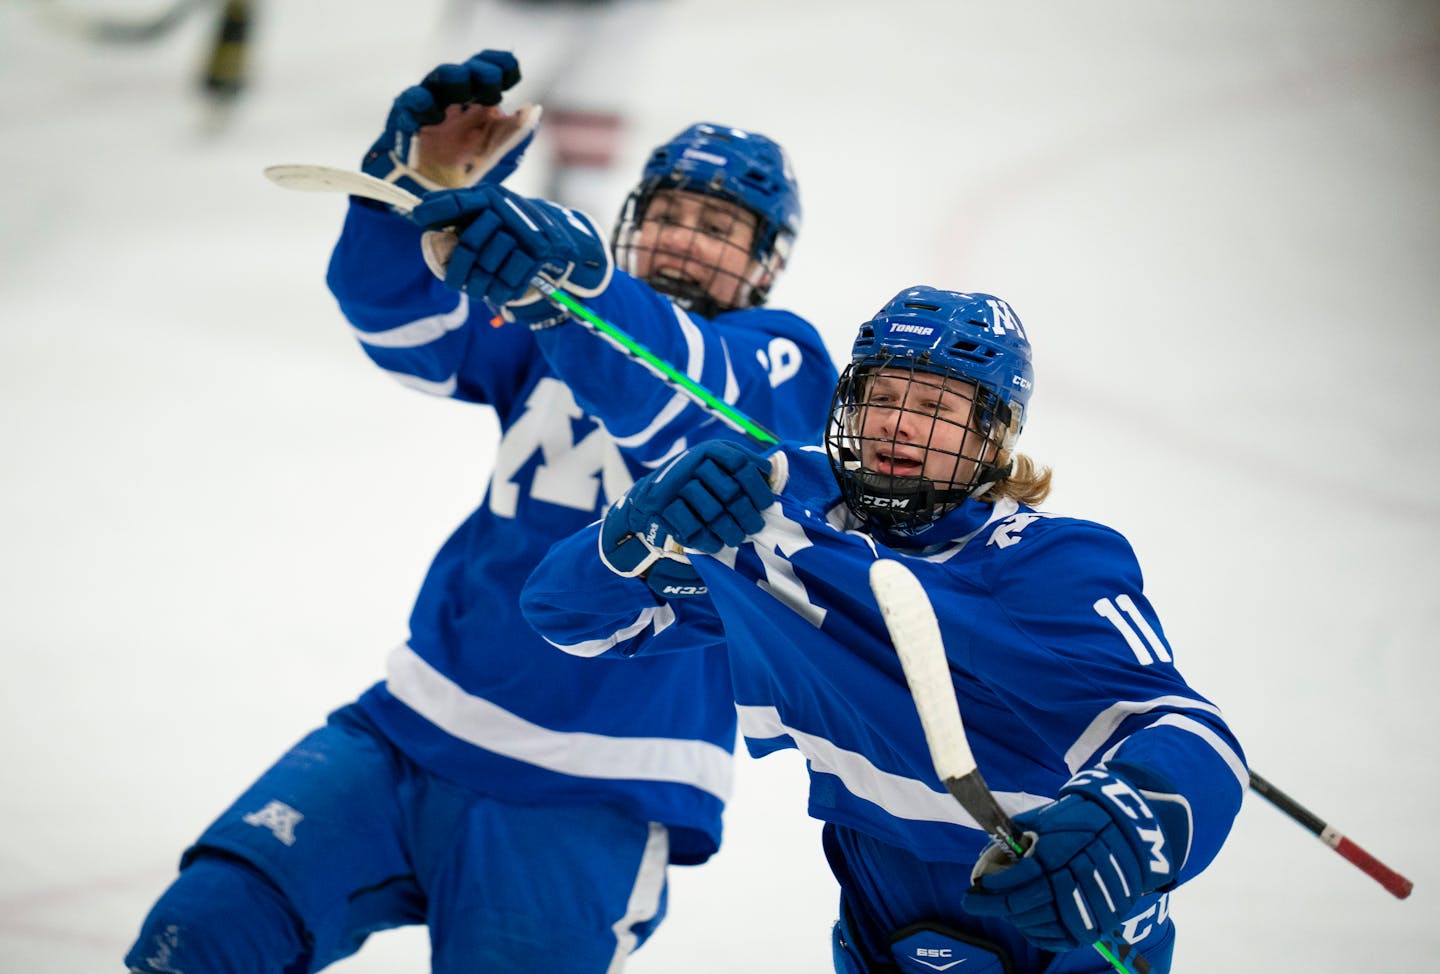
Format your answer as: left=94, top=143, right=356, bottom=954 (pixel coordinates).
left=824, top=378, right=870, bottom=495
left=736, top=226, right=786, bottom=309
left=968, top=413, right=1021, bottom=501
left=611, top=225, right=642, bottom=277
left=834, top=396, right=866, bottom=465
left=610, top=183, right=654, bottom=276
left=738, top=253, right=776, bottom=308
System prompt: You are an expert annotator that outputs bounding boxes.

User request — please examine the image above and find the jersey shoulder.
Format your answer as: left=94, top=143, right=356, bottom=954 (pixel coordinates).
left=711, top=304, right=821, bottom=342
left=969, top=506, right=1141, bottom=588
left=711, top=306, right=838, bottom=379
left=774, top=445, right=847, bottom=511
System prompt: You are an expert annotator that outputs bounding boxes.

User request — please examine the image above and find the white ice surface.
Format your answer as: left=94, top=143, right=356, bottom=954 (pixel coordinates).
left=2, top=1, right=1437, bottom=971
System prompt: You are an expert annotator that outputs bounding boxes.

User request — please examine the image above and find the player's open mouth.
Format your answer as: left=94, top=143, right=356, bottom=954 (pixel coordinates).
left=871, top=452, right=924, bottom=477
left=653, top=265, right=702, bottom=288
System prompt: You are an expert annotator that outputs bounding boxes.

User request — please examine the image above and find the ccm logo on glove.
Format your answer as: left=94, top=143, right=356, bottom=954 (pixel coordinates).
left=964, top=766, right=1191, bottom=952
left=1070, top=768, right=1171, bottom=875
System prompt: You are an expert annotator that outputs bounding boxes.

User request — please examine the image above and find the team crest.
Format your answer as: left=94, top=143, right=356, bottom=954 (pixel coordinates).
left=242, top=800, right=304, bottom=846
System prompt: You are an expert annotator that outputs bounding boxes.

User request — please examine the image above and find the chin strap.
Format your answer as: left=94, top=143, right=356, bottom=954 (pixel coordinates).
left=851, top=456, right=1012, bottom=531
left=643, top=273, right=721, bottom=318
left=965, top=457, right=1014, bottom=502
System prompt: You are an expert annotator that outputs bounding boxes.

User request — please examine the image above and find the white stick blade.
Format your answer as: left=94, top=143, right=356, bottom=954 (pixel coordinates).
left=869, top=559, right=978, bottom=782
left=262, top=164, right=421, bottom=212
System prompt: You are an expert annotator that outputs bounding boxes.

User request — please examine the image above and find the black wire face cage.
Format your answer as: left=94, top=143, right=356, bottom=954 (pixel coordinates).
left=611, top=181, right=776, bottom=318
left=825, top=357, right=1013, bottom=532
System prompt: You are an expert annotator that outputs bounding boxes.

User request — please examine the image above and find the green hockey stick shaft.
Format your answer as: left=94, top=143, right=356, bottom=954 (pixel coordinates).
left=533, top=282, right=778, bottom=445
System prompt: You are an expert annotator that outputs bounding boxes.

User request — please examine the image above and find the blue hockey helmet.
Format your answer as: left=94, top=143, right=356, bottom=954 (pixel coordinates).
left=612, top=122, right=801, bottom=315
left=825, top=286, right=1035, bottom=531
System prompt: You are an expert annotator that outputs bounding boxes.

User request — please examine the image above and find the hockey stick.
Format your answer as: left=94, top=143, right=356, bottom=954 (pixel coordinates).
left=869, top=559, right=1150, bottom=974
left=263, top=164, right=779, bottom=446
left=34, top=0, right=217, bottom=43
left=1248, top=770, right=1412, bottom=899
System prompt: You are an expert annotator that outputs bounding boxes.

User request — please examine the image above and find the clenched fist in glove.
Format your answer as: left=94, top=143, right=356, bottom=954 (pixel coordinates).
left=600, top=494, right=709, bottom=601
left=412, top=185, right=613, bottom=324
left=362, top=49, right=540, bottom=207
left=963, top=767, right=1191, bottom=952
left=617, top=440, right=777, bottom=554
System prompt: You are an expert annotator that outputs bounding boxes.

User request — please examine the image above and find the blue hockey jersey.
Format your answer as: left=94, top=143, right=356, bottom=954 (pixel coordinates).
left=522, top=444, right=1247, bottom=877
left=325, top=201, right=837, bottom=863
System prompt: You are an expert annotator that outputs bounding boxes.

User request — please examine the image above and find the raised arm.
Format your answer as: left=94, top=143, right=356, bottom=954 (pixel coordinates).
left=325, top=51, right=542, bottom=404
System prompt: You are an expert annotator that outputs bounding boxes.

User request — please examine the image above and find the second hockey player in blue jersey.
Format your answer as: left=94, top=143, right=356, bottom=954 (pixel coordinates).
left=522, top=286, right=1247, bottom=973
left=125, top=51, right=838, bottom=974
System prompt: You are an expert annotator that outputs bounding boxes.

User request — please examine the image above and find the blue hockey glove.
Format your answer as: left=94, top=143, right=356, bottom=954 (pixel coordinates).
left=621, top=441, right=776, bottom=554
left=412, top=184, right=613, bottom=319
left=600, top=496, right=708, bottom=601
left=963, top=768, right=1190, bottom=952
left=361, top=50, right=539, bottom=209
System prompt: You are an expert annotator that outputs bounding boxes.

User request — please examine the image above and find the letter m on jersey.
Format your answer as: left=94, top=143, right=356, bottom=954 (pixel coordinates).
left=489, top=378, right=633, bottom=518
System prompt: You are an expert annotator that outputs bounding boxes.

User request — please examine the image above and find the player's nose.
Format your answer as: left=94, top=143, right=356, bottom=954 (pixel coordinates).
left=656, top=220, right=697, bottom=251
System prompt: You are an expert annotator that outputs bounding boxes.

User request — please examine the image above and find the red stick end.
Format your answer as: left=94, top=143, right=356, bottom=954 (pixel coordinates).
left=1334, top=835, right=1414, bottom=899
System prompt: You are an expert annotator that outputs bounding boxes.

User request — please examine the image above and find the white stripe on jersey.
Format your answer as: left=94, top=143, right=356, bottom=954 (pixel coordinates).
left=386, top=643, right=734, bottom=800
left=1142, top=713, right=1249, bottom=790
left=384, top=369, right=458, bottom=397
left=1067, top=696, right=1247, bottom=788
left=737, top=704, right=1049, bottom=830
left=545, top=603, right=677, bottom=658
left=355, top=294, right=469, bottom=348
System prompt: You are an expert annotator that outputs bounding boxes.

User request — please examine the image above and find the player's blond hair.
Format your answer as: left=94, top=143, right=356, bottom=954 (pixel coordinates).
left=984, top=452, right=1052, bottom=506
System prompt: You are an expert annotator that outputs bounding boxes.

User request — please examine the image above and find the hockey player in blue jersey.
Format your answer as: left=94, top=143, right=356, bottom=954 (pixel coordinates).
left=522, top=286, right=1248, bottom=973
left=125, top=51, right=837, bottom=973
